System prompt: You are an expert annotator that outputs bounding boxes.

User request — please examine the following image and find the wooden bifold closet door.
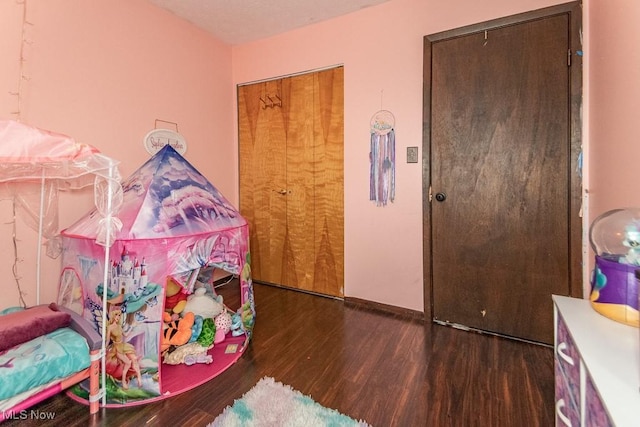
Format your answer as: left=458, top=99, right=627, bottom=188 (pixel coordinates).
left=238, top=67, right=344, bottom=297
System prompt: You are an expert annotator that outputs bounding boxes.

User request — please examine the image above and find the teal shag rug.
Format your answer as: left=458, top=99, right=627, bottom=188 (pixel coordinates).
left=210, top=377, right=371, bottom=426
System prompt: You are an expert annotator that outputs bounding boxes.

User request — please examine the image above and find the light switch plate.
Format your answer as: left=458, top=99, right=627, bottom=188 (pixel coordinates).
left=407, top=146, right=419, bottom=163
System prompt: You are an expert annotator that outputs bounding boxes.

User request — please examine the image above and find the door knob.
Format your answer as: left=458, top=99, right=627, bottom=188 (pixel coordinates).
left=273, top=189, right=288, bottom=195
left=434, top=192, right=446, bottom=202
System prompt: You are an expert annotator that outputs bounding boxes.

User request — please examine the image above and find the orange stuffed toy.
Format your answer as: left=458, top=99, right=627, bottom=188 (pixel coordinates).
left=161, top=311, right=195, bottom=353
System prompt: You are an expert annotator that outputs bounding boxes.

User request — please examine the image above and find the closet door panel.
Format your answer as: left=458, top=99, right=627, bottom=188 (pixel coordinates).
left=312, top=68, right=344, bottom=296
left=238, top=82, right=287, bottom=284
left=282, top=74, right=316, bottom=290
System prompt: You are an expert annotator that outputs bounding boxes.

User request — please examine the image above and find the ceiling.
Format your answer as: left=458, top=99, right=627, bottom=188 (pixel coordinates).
left=148, top=0, right=389, bottom=45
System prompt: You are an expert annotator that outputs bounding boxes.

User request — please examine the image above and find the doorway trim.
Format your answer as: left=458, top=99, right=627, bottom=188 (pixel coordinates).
left=422, top=1, right=583, bottom=321
left=236, top=63, right=345, bottom=87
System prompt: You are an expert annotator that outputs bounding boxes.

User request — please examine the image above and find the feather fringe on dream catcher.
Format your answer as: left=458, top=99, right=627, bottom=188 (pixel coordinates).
left=369, top=110, right=395, bottom=206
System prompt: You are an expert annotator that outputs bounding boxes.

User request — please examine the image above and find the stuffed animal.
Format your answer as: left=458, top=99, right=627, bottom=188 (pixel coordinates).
left=230, top=312, right=244, bottom=337
left=189, top=315, right=204, bottom=343
left=164, top=278, right=188, bottom=316
left=183, top=288, right=224, bottom=319
left=161, top=311, right=195, bottom=353
left=184, top=353, right=213, bottom=365
left=214, top=311, right=232, bottom=344
left=197, top=317, right=216, bottom=347
left=163, top=342, right=212, bottom=365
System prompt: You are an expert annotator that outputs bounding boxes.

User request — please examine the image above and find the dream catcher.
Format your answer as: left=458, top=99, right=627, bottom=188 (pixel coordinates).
left=369, top=110, right=396, bottom=206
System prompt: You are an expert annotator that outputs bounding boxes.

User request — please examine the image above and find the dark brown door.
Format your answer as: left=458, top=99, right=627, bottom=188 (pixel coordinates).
left=424, top=4, right=582, bottom=344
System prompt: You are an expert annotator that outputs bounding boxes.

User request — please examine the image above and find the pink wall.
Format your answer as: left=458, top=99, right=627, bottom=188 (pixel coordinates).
left=0, top=0, right=233, bottom=310
left=232, top=0, right=568, bottom=311
left=586, top=0, right=640, bottom=226
left=581, top=0, right=640, bottom=293
left=2, top=0, right=621, bottom=314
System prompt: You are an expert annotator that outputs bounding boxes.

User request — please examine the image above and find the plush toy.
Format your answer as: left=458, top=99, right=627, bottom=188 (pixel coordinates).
left=161, top=311, right=195, bottom=353
left=230, top=312, right=244, bottom=337
left=214, top=311, right=232, bottom=344
left=197, top=317, right=216, bottom=347
left=184, top=353, right=213, bottom=365
left=183, top=288, right=224, bottom=319
left=164, top=278, right=188, bottom=316
left=163, top=342, right=212, bottom=365
left=189, top=315, right=204, bottom=343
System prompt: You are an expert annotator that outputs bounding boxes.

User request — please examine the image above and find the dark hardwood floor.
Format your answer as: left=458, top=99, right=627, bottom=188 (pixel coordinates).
left=4, top=283, right=554, bottom=426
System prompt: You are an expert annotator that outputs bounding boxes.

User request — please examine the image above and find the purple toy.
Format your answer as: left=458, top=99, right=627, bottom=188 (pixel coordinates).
left=589, top=208, right=640, bottom=327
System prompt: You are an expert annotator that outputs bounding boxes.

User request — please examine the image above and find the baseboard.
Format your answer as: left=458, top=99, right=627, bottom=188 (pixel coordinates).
left=252, top=280, right=425, bottom=321
left=344, top=296, right=425, bottom=322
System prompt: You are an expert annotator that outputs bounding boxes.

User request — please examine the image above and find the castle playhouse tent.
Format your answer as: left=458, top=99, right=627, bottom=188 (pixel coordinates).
left=59, top=144, right=255, bottom=407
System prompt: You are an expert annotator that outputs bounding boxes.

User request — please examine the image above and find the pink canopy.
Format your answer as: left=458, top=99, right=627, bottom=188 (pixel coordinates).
left=0, top=119, right=119, bottom=185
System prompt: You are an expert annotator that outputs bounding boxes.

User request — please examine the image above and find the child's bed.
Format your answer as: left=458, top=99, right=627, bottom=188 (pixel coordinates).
left=0, top=303, right=101, bottom=423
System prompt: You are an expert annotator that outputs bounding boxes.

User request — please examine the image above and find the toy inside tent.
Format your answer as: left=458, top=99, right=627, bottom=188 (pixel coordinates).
left=59, top=144, right=255, bottom=407
left=0, top=119, right=122, bottom=409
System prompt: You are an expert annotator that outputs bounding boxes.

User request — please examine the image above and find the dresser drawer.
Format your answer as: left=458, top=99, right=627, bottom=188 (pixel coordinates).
left=556, top=311, right=581, bottom=408
left=555, top=362, right=580, bottom=427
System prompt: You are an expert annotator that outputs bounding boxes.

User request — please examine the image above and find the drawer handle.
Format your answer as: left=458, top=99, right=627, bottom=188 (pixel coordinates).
left=557, top=342, right=574, bottom=366
left=555, top=398, right=572, bottom=426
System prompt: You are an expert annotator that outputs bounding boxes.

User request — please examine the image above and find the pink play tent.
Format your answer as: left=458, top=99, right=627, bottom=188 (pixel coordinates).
left=60, top=145, right=255, bottom=406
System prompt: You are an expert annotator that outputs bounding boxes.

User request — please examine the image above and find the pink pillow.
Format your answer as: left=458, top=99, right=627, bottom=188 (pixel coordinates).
left=0, top=303, right=71, bottom=352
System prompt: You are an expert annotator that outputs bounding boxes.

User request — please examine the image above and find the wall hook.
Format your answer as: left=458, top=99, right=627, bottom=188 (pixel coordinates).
left=260, top=94, right=282, bottom=109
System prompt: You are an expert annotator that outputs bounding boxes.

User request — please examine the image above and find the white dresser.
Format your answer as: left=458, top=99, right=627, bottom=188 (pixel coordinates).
left=553, top=295, right=640, bottom=426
